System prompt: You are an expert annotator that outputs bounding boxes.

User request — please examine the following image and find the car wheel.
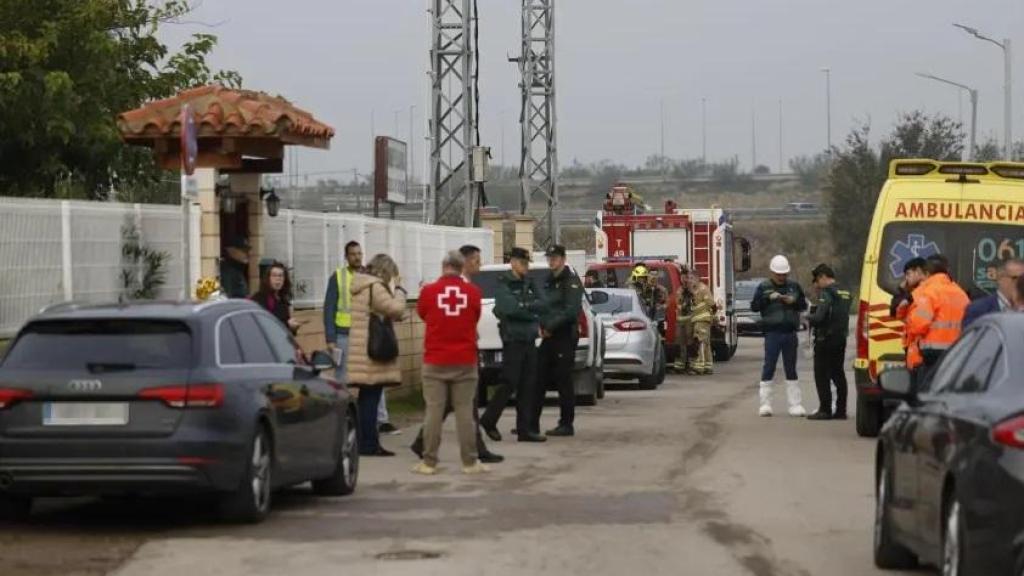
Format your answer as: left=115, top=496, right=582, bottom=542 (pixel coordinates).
left=712, top=341, right=732, bottom=361
left=596, top=371, right=606, bottom=400
left=653, top=345, right=667, bottom=386
left=220, top=425, right=272, bottom=524
left=638, top=350, right=660, bottom=390
left=0, top=495, right=32, bottom=523
left=312, top=412, right=359, bottom=496
left=874, top=461, right=918, bottom=569
left=857, top=394, right=882, bottom=438
left=942, top=494, right=966, bottom=576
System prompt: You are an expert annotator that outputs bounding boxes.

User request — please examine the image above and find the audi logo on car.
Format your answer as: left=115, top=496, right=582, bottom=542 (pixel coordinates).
left=67, top=379, right=103, bottom=392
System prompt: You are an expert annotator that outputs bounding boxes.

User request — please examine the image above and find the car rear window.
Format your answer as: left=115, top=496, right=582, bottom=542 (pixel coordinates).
left=2, top=320, right=192, bottom=370
left=590, top=291, right=635, bottom=315
left=592, top=266, right=673, bottom=292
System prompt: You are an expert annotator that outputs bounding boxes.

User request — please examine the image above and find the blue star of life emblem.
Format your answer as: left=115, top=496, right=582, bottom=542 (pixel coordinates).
left=889, top=234, right=940, bottom=278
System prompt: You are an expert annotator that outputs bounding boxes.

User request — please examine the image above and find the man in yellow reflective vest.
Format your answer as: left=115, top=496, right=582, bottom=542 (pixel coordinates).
left=324, top=241, right=363, bottom=382
left=689, top=275, right=716, bottom=375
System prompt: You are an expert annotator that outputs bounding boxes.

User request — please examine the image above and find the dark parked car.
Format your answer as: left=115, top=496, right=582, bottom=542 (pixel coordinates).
left=874, top=313, right=1024, bottom=575
left=735, top=278, right=765, bottom=336
left=0, top=300, right=358, bottom=523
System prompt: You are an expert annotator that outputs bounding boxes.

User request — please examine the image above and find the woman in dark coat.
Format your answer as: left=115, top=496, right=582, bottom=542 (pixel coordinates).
left=251, top=262, right=301, bottom=334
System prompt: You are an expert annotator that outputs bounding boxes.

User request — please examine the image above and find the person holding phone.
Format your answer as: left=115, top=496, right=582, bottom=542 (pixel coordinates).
left=750, top=255, right=808, bottom=418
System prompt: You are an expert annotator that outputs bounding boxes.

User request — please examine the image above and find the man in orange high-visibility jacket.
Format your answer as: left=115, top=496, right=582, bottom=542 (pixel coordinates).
left=904, top=254, right=969, bottom=376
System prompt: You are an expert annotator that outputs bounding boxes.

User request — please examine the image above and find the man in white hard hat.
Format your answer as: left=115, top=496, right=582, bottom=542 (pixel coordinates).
left=749, top=255, right=809, bottom=417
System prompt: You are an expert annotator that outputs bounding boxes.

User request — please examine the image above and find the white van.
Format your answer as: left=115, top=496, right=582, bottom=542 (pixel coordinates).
left=472, top=263, right=605, bottom=405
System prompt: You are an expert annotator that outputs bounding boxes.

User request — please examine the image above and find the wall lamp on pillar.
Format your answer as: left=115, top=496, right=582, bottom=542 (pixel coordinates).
left=216, top=182, right=236, bottom=214
left=261, top=186, right=281, bottom=218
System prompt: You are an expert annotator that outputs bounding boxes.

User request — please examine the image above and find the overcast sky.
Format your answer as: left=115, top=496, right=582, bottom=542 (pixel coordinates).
left=161, top=0, right=1024, bottom=181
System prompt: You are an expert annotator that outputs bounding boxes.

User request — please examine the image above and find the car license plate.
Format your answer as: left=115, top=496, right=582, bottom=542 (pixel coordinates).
left=43, top=402, right=129, bottom=426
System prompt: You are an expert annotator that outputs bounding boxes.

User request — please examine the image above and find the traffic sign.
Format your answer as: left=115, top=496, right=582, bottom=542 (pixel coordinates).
left=180, top=103, right=198, bottom=176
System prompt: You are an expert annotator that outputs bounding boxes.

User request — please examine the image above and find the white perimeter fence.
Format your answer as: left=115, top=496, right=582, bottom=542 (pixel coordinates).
left=263, top=209, right=493, bottom=309
left=0, top=198, right=491, bottom=337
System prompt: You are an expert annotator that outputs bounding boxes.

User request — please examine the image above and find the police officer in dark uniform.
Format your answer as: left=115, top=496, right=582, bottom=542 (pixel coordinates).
left=536, top=245, right=583, bottom=437
left=807, top=263, right=852, bottom=421
left=481, top=247, right=547, bottom=443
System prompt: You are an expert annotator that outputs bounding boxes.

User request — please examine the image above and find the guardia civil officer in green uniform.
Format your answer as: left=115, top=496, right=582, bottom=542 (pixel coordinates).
left=806, top=263, right=852, bottom=421
left=536, top=245, right=584, bottom=437
left=481, top=247, right=547, bottom=443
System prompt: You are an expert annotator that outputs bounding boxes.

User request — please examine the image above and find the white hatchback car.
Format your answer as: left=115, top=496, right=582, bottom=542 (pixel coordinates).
left=472, top=263, right=605, bottom=405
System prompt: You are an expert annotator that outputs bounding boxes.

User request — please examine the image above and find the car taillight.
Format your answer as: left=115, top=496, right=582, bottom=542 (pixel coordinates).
left=0, top=388, right=33, bottom=410
left=856, top=300, right=869, bottom=360
left=578, top=310, right=589, bottom=338
left=139, top=384, right=224, bottom=408
left=614, top=318, right=648, bottom=331
left=993, top=416, right=1024, bottom=449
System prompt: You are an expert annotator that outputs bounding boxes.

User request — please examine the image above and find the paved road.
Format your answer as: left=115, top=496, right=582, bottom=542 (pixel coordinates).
left=0, top=338, right=929, bottom=576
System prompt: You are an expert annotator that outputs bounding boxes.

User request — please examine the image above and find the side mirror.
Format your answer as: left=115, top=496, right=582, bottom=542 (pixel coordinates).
left=879, top=368, right=914, bottom=398
left=310, top=350, right=336, bottom=372
left=736, top=237, right=752, bottom=273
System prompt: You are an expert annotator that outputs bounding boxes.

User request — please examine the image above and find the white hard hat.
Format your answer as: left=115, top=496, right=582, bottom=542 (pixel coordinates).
left=769, top=254, right=791, bottom=275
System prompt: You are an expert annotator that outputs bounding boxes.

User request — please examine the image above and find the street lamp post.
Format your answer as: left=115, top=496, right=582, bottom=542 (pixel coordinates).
left=821, top=67, right=832, bottom=152
left=916, top=72, right=978, bottom=161
left=701, top=97, right=707, bottom=164
left=955, top=23, right=1012, bottom=159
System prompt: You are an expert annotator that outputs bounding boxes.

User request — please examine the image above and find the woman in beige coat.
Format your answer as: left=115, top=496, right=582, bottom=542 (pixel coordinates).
left=347, top=254, right=407, bottom=456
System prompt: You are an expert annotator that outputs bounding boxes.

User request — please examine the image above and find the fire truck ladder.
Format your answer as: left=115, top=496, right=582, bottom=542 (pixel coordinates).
left=691, top=220, right=713, bottom=283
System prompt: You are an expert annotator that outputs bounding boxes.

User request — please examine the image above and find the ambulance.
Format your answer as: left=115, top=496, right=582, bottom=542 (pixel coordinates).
left=855, top=159, right=1024, bottom=437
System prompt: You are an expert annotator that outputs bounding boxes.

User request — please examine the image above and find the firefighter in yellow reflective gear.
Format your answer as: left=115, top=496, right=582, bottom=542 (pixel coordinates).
left=689, top=276, right=716, bottom=375
left=629, top=265, right=667, bottom=319
left=672, top=270, right=695, bottom=373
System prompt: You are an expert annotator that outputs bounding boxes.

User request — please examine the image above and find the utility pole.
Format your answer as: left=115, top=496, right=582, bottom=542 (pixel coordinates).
left=954, top=24, right=1012, bottom=159
left=500, top=109, right=506, bottom=171
left=660, top=98, right=665, bottom=167
left=821, top=67, right=832, bottom=152
left=514, top=0, right=559, bottom=246
left=778, top=99, right=784, bottom=173
left=751, top=108, right=757, bottom=172
left=429, top=0, right=476, bottom=226
left=409, top=105, right=416, bottom=185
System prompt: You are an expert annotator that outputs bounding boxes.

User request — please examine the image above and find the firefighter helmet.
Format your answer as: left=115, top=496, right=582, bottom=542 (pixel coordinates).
left=630, top=265, right=650, bottom=282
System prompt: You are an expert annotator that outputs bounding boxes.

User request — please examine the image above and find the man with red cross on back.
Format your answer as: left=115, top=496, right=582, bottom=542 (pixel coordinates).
left=413, top=250, right=489, bottom=475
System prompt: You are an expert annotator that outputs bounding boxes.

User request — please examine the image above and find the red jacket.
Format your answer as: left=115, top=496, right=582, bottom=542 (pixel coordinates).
left=418, top=274, right=482, bottom=366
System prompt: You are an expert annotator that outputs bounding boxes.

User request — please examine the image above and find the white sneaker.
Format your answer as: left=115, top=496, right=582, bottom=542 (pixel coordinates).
left=462, top=462, right=491, bottom=475
left=411, top=462, right=438, bottom=475
left=758, top=382, right=774, bottom=417
left=786, top=380, right=806, bottom=417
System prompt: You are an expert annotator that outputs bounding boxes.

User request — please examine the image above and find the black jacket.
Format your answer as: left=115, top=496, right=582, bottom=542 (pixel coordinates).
left=494, top=271, right=545, bottom=343
left=809, top=283, right=852, bottom=342
left=220, top=258, right=249, bottom=299
left=538, top=267, right=583, bottom=339
left=750, top=279, right=808, bottom=333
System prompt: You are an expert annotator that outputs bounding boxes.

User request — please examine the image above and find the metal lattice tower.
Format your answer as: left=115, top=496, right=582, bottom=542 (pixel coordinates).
left=428, top=0, right=476, bottom=227
left=516, top=0, right=559, bottom=246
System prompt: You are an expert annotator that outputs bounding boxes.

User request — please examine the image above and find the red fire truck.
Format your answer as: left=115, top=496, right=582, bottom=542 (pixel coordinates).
left=592, top=185, right=751, bottom=362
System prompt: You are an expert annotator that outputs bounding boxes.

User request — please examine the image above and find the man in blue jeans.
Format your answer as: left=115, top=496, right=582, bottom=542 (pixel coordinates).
left=750, top=254, right=808, bottom=417
left=324, top=241, right=363, bottom=383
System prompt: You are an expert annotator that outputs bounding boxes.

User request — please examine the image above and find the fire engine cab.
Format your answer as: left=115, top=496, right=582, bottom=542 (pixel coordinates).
left=593, top=185, right=751, bottom=362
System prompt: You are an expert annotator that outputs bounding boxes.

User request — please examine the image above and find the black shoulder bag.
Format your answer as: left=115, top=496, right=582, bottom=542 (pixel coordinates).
left=367, top=283, right=400, bottom=362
